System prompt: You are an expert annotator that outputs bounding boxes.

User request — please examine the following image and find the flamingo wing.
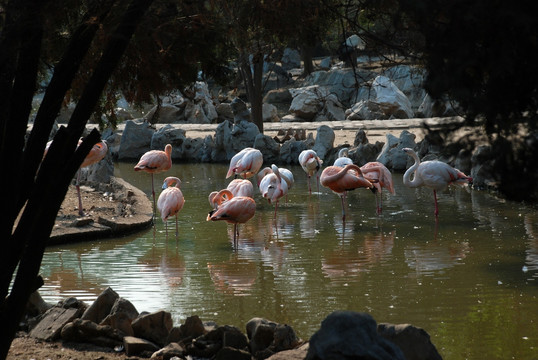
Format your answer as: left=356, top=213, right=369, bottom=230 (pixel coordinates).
left=157, top=187, right=185, bottom=221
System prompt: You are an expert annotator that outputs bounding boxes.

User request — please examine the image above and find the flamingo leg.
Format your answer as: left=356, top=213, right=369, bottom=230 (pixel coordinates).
left=307, top=175, right=312, bottom=195
left=175, top=215, right=179, bottom=237
left=76, top=169, right=84, bottom=216
left=151, top=174, right=157, bottom=221
left=316, top=174, right=320, bottom=194
left=233, top=223, right=238, bottom=249
left=273, top=200, right=279, bottom=220
left=433, top=190, right=439, bottom=217
left=340, top=194, right=346, bottom=222
left=164, top=219, right=168, bottom=238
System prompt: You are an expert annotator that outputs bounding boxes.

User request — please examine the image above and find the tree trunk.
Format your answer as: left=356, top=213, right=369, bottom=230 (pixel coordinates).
left=0, top=0, right=154, bottom=357
left=302, top=45, right=314, bottom=76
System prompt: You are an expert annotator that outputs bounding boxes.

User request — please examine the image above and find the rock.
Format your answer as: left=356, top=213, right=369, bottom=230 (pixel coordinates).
left=263, top=89, right=292, bottom=104
left=101, top=311, right=134, bottom=336
left=246, top=318, right=277, bottom=354
left=471, top=145, right=497, bottom=189
left=306, top=311, right=405, bottom=360
left=60, top=318, right=123, bottom=348
left=188, top=325, right=248, bottom=358
left=151, top=125, right=187, bottom=159
left=213, top=120, right=260, bottom=161
left=215, top=346, right=252, bottom=360
left=124, top=335, right=160, bottom=356
left=254, top=134, right=280, bottom=164
left=26, top=291, right=53, bottom=318
left=266, top=342, right=309, bottom=360
left=372, top=75, right=414, bottom=118
left=377, top=323, right=442, bottom=360
left=289, top=86, right=345, bottom=121
left=376, top=130, right=417, bottom=171
left=80, top=287, right=119, bottom=324
left=117, top=119, right=154, bottom=160
left=29, top=306, right=82, bottom=341
left=231, top=98, right=251, bottom=123
left=151, top=342, right=186, bottom=360
left=109, top=297, right=139, bottom=320
left=273, top=324, right=300, bottom=351
left=281, top=48, right=301, bottom=71
left=131, top=310, right=173, bottom=347
left=312, top=125, right=335, bottom=160
left=263, top=103, right=280, bottom=122
left=180, top=315, right=206, bottom=340
left=279, top=138, right=307, bottom=164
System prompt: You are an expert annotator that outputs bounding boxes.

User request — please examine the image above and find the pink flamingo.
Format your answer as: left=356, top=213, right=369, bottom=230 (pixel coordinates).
left=402, top=147, right=472, bottom=217
left=259, top=164, right=289, bottom=219
left=207, top=189, right=256, bottom=248
left=226, top=178, right=254, bottom=198
left=226, top=147, right=263, bottom=179
left=320, top=164, right=374, bottom=222
left=157, top=176, right=185, bottom=237
left=134, top=144, right=173, bottom=219
left=45, top=139, right=108, bottom=216
left=257, top=166, right=294, bottom=202
left=299, top=149, right=323, bottom=194
left=360, top=161, right=395, bottom=215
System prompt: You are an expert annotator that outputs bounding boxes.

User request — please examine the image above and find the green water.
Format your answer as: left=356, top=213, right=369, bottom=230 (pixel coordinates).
left=39, top=162, right=538, bottom=360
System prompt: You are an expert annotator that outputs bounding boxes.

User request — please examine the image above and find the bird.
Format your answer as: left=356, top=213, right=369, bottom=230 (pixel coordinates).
left=360, top=161, right=395, bottom=215
left=207, top=189, right=256, bottom=248
left=157, top=176, right=185, bottom=237
left=257, top=166, right=294, bottom=202
left=320, top=164, right=375, bottom=222
left=134, top=144, right=173, bottom=219
left=226, top=147, right=263, bottom=179
left=44, top=138, right=108, bottom=216
left=333, top=147, right=353, bottom=168
left=299, top=149, right=323, bottom=194
left=259, top=164, right=289, bottom=219
left=402, top=147, right=472, bottom=216
left=226, top=178, right=254, bottom=198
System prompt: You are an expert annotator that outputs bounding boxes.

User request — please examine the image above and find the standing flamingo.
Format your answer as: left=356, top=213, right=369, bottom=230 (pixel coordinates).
left=157, top=176, right=185, bottom=237
left=134, top=144, right=173, bottom=219
left=320, top=164, right=374, bottom=222
left=226, top=178, right=254, bottom=198
left=360, top=162, right=395, bottom=215
left=299, top=149, right=323, bottom=194
left=333, top=147, right=353, bottom=168
left=207, top=189, right=256, bottom=248
left=226, top=147, right=263, bottom=179
left=44, top=139, right=108, bottom=216
left=257, top=166, right=294, bottom=202
left=259, top=164, right=289, bottom=219
left=402, top=147, right=472, bottom=216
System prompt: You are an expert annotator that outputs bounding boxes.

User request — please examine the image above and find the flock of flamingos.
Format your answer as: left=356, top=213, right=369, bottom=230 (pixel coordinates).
left=74, top=140, right=473, bottom=247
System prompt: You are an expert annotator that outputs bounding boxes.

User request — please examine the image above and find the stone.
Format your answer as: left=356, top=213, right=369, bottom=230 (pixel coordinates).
left=29, top=306, right=81, bottom=341
left=273, top=324, right=300, bottom=351
left=281, top=48, right=301, bottom=71
left=254, top=134, right=280, bottom=164
left=377, top=323, right=442, bottom=360
left=80, top=287, right=119, bottom=324
left=312, top=125, right=335, bottom=160
left=124, top=335, right=160, bottom=356
left=151, top=125, right=187, bottom=159
left=180, top=315, right=206, bottom=340
left=247, top=318, right=277, bottom=354
left=266, top=342, right=309, bottom=360
left=306, top=311, right=405, bottom=360
left=279, top=138, right=307, bottom=164
left=215, top=346, right=252, bottom=360
left=131, top=310, right=173, bottom=347
left=117, top=119, right=154, bottom=160
left=376, top=130, right=416, bottom=171
left=100, top=311, right=134, bottom=336
left=151, top=342, right=186, bottom=360
left=372, top=75, right=414, bottom=119
left=60, top=318, right=123, bottom=348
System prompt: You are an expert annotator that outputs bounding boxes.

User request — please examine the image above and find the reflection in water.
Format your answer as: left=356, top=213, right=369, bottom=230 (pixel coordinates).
left=208, top=255, right=257, bottom=295
left=38, top=164, right=538, bottom=360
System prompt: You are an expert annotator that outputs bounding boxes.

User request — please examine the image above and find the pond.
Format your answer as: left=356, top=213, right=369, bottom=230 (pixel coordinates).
left=39, top=162, right=538, bottom=360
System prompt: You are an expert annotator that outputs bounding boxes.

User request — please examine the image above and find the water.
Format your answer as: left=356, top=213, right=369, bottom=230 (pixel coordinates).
left=39, top=162, right=538, bottom=360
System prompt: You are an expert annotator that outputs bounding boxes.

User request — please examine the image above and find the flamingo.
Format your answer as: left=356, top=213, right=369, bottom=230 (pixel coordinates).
left=226, top=178, right=254, bottom=198
left=134, top=144, right=173, bottom=219
left=259, top=164, right=289, bottom=219
left=320, top=164, right=374, bottom=222
left=257, top=166, right=294, bottom=202
left=207, top=189, right=256, bottom=248
left=333, top=147, right=353, bottom=168
left=44, top=139, right=108, bottom=216
left=226, top=147, right=263, bottom=179
left=360, top=161, right=395, bottom=215
left=157, top=176, right=185, bottom=237
left=299, top=149, right=323, bottom=194
left=402, top=147, right=472, bottom=216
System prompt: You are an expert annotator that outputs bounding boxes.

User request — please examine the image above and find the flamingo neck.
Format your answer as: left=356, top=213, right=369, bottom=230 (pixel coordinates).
left=403, top=151, right=422, bottom=188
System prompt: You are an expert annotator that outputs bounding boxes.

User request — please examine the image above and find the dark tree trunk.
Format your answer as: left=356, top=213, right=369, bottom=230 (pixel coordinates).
left=302, top=45, right=314, bottom=76
left=0, top=0, right=154, bottom=357
left=239, top=51, right=264, bottom=134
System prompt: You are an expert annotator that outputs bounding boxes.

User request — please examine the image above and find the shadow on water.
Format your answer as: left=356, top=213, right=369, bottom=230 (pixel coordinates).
left=39, top=162, right=538, bottom=360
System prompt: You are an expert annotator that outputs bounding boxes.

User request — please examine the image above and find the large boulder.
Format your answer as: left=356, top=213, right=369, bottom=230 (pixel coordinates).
left=377, top=323, right=442, bottom=360
left=312, top=125, right=335, bottom=160
left=376, top=130, right=417, bottom=171
left=117, top=120, right=154, bottom=160
left=306, top=311, right=405, bottom=360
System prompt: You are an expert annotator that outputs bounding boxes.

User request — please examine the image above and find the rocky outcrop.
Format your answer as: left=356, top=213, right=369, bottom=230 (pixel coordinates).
left=23, top=288, right=442, bottom=360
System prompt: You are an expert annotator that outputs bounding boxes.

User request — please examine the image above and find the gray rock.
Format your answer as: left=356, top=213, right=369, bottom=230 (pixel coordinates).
left=254, top=134, right=280, bottom=164
left=80, top=287, right=119, bottom=324
left=132, top=310, right=173, bottom=347
left=29, top=306, right=82, bottom=341
left=312, top=125, right=335, bottom=160
left=279, top=138, right=307, bottom=164
left=151, top=124, right=186, bottom=159
left=376, top=130, right=417, bottom=171
left=377, top=323, right=442, bottom=360
left=117, top=119, right=154, bottom=160
left=151, top=342, right=186, bottom=360
left=306, top=311, right=405, bottom=360
left=124, top=335, right=160, bottom=356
